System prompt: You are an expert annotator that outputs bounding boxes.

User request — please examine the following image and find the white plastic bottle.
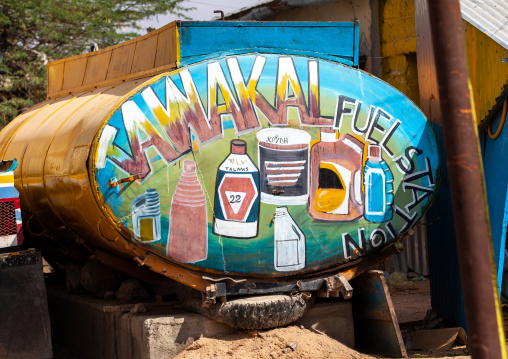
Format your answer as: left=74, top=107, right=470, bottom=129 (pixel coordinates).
left=273, top=207, right=306, bottom=271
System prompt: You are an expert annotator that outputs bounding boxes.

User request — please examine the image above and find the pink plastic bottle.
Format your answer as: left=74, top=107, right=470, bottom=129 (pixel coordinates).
left=168, top=160, right=208, bottom=262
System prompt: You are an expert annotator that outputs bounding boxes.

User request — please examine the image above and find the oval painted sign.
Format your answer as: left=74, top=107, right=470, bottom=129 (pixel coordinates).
left=93, top=53, right=440, bottom=276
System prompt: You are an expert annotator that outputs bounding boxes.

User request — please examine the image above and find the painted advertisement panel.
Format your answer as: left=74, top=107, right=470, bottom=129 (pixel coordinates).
left=0, top=160, right=23, bottom=249
left=93, top=54, right=440, bottom=276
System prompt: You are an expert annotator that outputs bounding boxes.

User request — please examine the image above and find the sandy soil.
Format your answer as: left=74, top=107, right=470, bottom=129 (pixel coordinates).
left=175, top=326, right=375, bottom=359
left=175, top=278, right=471, bottom=359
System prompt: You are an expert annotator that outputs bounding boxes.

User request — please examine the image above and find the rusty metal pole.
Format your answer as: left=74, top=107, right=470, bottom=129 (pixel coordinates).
left=426, top=1, right=507, bottom=358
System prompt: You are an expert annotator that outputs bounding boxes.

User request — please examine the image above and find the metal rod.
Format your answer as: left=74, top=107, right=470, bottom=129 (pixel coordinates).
left=108, top=174, right=140, bottom=188
left=426, top=1, right=506, bottom=358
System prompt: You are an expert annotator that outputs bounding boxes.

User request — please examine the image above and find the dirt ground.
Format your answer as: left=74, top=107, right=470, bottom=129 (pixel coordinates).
left=175, top=326, right=375, bottom=359
left=175, top=278, right=471, bottom=359
left=389, top=279, right=431, bottom=323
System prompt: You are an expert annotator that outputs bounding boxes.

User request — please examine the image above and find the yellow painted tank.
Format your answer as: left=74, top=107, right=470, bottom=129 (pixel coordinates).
left=0, top=21, right=440, bottom=300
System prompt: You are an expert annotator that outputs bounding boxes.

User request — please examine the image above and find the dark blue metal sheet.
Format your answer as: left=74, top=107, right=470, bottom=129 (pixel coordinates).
left=426, top=122, right=467, bottom=330
left=351, top=270, right=407, bottom=358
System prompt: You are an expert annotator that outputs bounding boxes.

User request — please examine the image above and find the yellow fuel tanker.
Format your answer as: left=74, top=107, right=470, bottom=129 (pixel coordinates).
left=0, top=21, right=440, bottom=320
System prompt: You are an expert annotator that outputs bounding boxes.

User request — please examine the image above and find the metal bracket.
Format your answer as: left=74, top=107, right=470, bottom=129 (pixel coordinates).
left=317, top=275, right=353, bottom=299
left=213, top=10, right=225, bottom=21
left=202, top=283, right=227, bottom=307
left=134, top=256, right=146, bottom=266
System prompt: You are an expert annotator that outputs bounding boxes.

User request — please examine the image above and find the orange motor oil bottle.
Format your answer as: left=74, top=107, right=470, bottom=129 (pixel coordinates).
left=309, top=128, right=364, bottom=221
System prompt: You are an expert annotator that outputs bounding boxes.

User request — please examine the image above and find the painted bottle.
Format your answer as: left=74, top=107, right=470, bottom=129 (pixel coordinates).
left=168, top=160, right=208, bottom=262
left=273, top=207, right=306, bottom=272
left=364, top=145, right=394, bottom=223
left=309, top=128, right=365, bottom=221
left=132, top=188, right=161, bottom=242
left=213, top=139, right=260, bottom=239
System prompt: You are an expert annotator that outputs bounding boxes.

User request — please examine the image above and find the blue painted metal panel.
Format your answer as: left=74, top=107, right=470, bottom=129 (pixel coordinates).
left=482, top=104, right=508, bottom=291
left=177, top=21, right=359, bottom=67
left=426, top=122, right=467, bottom=330
left=0, top=186, right=19, bottom=200
left=426, top=103, right=508, bottom=332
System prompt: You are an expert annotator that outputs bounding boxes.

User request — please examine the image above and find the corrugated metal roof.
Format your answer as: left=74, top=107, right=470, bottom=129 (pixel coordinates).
left=460, top=0, right=508, bottom=50
left=222, top=0, right=338, bottom=21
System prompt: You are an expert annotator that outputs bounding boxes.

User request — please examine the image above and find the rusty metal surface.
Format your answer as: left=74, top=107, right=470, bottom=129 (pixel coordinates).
left=415, top=0, right=466, bottom=329
left=47, top=23, right=178, bottom=98
left=427, top=1, right=506, bottom=358
left=221, top=242, right=402, bottom=296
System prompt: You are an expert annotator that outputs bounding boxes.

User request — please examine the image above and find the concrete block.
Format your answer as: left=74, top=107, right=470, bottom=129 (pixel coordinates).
left=47, top=286, right=236, bottom=359
left=294, top=301, right=354, bottom=348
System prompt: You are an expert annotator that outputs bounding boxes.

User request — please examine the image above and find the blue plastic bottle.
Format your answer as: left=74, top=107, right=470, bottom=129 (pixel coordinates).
left=364, top=145, right=394, bottom=222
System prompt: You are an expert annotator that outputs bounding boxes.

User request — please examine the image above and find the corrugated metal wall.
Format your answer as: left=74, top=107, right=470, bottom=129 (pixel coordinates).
left=391, top=218, right=429, bottom=276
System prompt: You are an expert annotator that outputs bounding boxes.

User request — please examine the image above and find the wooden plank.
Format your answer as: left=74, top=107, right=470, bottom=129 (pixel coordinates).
left=414, top=0, right=442, bottom=125
left=82, top=50, right=112, bottom=86
left=131, top=36, right=158, bottom=73
left=411, top=328, right=466, bottom=351
left=106, top=43, right=136, bottom=80
left=350, top=270, right=407, bottom=358
left=62, top=57, right=87, bottom=91
left=155, top=27, right=178, bottom=68
left=47, top=62, right=65, bottom=95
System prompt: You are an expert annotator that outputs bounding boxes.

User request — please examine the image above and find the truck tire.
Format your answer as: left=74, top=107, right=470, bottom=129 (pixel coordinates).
left=183, top=293, right=313, bottom=330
